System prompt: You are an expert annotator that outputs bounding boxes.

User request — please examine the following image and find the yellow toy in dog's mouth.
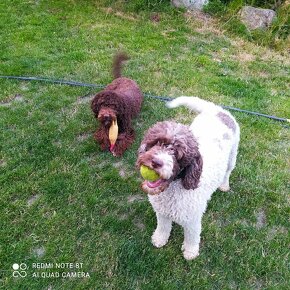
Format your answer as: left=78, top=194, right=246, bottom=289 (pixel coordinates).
left=140, top=165, right=160, bottom=182
left=109, top=120, right=118, bottom=152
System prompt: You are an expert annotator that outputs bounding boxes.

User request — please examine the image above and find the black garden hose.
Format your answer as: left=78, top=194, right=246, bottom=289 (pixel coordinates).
left=0, top=75, right=289, bottom=124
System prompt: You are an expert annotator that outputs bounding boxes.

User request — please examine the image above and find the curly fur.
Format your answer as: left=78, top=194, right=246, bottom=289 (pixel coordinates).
left=91, top=53, right=143, bottom=156
left=136, top=96, right=240, bottom=260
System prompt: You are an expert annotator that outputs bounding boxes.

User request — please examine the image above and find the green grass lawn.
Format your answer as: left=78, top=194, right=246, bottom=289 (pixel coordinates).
left=0, top=1, right=289, bottom=289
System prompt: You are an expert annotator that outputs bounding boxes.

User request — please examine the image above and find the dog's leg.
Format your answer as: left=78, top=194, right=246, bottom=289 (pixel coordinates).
left=112, top=129, right=135, bottom=157
left=219, top=141, right=239, bottom=192
left=94, top=128, right=110, bottom=151
left=181, top=217, right=202, bottom=260
left=151, top=213, right=172, bottom=248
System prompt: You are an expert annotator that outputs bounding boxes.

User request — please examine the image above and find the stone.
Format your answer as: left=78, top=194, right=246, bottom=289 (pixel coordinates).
left=240, top=6, right=276, bottom=30
left=171, top=0, right=209, bottom=10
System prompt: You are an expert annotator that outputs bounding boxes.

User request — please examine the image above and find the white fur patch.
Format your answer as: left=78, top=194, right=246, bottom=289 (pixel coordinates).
left=154, top=152, right=174, bottom=179
left=138, top=143, right=146, bottom=154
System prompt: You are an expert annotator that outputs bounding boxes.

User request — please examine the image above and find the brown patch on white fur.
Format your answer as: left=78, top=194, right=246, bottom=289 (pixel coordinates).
left=217, top=112, right=236, bottom=132
left=223, top=133, right=230, bottom=140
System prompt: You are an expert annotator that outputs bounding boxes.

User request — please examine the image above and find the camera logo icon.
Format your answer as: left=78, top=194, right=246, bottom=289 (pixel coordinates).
left=12, top=263, right=27, bottom=278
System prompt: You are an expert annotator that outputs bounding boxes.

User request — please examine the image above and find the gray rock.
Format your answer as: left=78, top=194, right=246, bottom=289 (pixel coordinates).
left=240, top=6, right=276, bottom=30
left=171, top=0, right=209, bottom=10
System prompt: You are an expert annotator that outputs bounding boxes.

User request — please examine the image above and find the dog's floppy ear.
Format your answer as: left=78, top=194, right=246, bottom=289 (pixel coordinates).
left=181, top=152, right=203, bottom=190
left=173, top=128, right=203, bottom=190
left=91, top=95, right=101, bottom=117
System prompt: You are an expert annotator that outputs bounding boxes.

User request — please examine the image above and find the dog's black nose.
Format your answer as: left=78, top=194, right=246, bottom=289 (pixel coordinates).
left=152, top=158, right=163, bottom=168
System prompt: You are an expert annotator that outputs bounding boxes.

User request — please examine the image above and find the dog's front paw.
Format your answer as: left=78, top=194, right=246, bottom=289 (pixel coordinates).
left=182, top=244, right=199, bottom=260
left=111, top=146, right=124, bottom=157
left=151, top=231, right=169, bottom=248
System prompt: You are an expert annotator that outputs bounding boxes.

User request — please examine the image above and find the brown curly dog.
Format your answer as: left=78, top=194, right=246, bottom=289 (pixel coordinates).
left=91, top=53, right=143, bottom=156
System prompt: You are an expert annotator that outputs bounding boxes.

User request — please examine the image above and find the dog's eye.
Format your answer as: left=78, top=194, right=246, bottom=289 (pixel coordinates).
left=164, top=144, right=174, bottom=153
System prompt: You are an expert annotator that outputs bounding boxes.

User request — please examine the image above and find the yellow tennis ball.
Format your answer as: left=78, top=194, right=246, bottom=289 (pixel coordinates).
left=140, top=165, right=159, bottom=182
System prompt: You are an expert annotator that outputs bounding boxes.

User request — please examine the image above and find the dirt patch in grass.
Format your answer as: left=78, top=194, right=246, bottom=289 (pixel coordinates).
left=75, top=94, right=93, bottom=105
left=27, top=194, right=41, bottom=207
left=255, top=209, right=266, bottom=229
left=117, top=213, right=129, bottom=221
left=133, top=218, right=146, bottom=230
left=230, top=39, right=290, bottom=65
left=100, top=7, right=138, bottom=21
left=0, top=159, right=7, bottom=167
left=115, top=11, right=138, bottom=21
left=127, top=194, right=145, bottom=203
left=235, top=51, right=256, bottom=63
left=113, top=161, right=134, bottom=178
left=267, top=226, right=288, bottom=240
left=77, top=132, right=91, bottom=142
left=32, top=246, right=45, bottom=258
left=0, top=94, right=23, bottom=107
left=184, top=10, right=221, bottom=35
left=52, top=140, right=62, bottom=148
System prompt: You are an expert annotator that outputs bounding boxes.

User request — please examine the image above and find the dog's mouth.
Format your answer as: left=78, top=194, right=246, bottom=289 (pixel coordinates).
left=98, top=108, right=117, bottom=127
left=146, top=178, right=165, bottom=189
left=138, top=156, right=174, bottom=195
left=141, top=178, right=170, bottom=195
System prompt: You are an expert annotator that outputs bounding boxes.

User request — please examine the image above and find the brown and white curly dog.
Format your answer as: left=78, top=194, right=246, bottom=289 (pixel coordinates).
left=91, top=53, right=143, bottom=157
left=136, top=96, right=240, bottom=260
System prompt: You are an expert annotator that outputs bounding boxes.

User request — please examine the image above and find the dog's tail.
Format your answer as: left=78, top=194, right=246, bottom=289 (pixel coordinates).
left=167, top=96, right=219, bottom=114
left=112, top=52, right=130, bottom=79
